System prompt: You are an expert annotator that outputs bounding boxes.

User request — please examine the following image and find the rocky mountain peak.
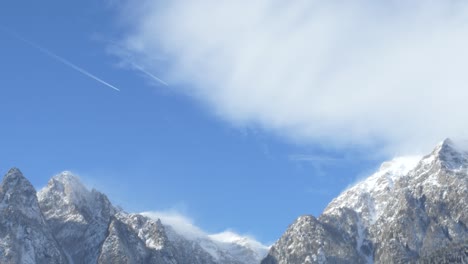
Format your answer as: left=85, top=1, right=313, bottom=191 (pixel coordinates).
left=322, top=155, right=420, bottom=226
left=1, top=167, right=35, bottom=194
left=38, top=171, right=113, bottom=215
left=4, top=167, right=24, bottom=179
left=0, top=168, right=269, bottom=264
left=423, top=138, right=468, bottom=171
left=0, top=169, right=68, bottom=264
left=42, top=171, right=89, bottom=198
left=263, top=140, right=468, bottom=264
left=51, top=170, right=83, bottom=186
left=0, top=168, right=40, bottom=220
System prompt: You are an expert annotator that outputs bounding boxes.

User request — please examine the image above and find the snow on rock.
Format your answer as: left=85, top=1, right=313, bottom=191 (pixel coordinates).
left=1, top=168, right=269, bottom=264
left=38, top=171, right=115, bottom=264
left=0, top=168, right=67, bottom=264
left=324, top=155, right=421, bottom=225
left=263, top=138, right=468, bottom=264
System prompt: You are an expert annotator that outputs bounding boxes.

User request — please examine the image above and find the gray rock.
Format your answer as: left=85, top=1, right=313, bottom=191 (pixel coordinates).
left=98, top=217, right=151, bottom=264
left=38, top=172, right=115, bottom=264
left=0, top=168, right=67, bottom=264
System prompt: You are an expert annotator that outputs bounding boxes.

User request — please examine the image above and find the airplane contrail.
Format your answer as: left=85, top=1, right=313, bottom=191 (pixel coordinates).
left=31, top=44, right=121, bottom=92
left=131, top=63, right=168, bottom=86
left=1, top=26, right=120, bottom=92
left=104, top=39, right=168, bottom=86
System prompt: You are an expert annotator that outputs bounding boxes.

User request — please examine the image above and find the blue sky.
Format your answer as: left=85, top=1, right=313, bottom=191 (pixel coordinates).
left=1, top=0, right=465, bottom=243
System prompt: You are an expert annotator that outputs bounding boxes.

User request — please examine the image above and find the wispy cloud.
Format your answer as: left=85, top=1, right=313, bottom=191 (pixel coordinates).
left=105, top=41, right=168, bottom=87
left=141, top=209, right=269, bottom=251
left=141, top=210, right=204, bottom=239
left=116, top=1, right=468, bottom=154
left=1, top=27, right=121, bottom=92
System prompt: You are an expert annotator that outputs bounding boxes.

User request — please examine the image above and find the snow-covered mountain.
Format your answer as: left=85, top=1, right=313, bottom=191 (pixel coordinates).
left=0, top=169, right=268, bottom=264
left=262, top=139, right=468, bottom=263
left=2, top=139, right=467, bottom=264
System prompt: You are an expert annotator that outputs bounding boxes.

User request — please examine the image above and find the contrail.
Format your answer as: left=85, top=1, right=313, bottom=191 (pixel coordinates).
left=131, top=63, right=168, bottom=86
left=132, top=63, right=168, bottom=86
left=1, top=26, right=120, bottom=92
left=32, top=45, right=121, bottom=92
left=104, top=39, right=168, bottom=86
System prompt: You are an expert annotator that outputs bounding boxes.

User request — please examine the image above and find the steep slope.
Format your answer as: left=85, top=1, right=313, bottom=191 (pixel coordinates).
left=163, top=225, right=219, bottom=264
left=38, top=172, right=115, bottom=264
left=0, top=168, right=67, bottom=264
left=37, top=172, right=216, bottom=264
left=262, top=215, right=363, bottom=264
left=34, top=170, right=268, bottom=264
left=98, top=216, right=152, bottom=263
left=263, top=139, right=468, bottom=263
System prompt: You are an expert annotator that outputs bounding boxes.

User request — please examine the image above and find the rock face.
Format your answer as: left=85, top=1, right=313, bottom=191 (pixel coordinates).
left=262, top=139, right=468, bottom=264
left=0, top=169, right=267, bottom=264
left=0, top=168, right=67, bottom=264
left=38, top=172, right=116, bottom=264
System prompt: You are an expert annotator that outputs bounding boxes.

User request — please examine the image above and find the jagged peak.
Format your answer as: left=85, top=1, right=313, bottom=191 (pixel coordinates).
left=3, top=167, right=26, bottom=181
left=48, top=171, right=89, bottom=193
left=337, top=138, right=467, bottom=195
left=334, top=156, right=420, bottom=196
left=432, top=138, right=468, bottom=155
left=0, top=168, right=42, bottom=222
left=293, top=215, right=318, bottom=226
left=434, top=138, right=456, bottom=154
left=38, top=171, right=96, bottom=207
left=424, top=138, right=468, bottom=171
left=6, top=167, right=22, bottom=176
left=51, top=171, right=84, bottom=186
left=1, top=167, right=35, bottom=193
left=39, top=170, right=115, bottom=215
left=439, top=137, right=454, bottom=146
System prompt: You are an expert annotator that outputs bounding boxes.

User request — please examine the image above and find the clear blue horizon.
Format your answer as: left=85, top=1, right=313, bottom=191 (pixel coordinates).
left=1, top=0, right=454, bottom=244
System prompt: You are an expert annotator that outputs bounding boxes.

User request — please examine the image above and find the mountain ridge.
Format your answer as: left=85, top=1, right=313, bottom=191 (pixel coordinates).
left=1, top=139, right=467, bottom=263
left=0, top=169, right=268, bottom=264
left=262, top=139, right=468, bottom=263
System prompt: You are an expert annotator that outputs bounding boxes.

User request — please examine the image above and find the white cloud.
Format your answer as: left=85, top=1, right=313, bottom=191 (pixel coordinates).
left=141, top=210, right=205, bottom=239
left=116, top=0, right=468, bottom=154
left=141, top=210, right=264, bottom=243
left=141, top=210, right=269, bottom=259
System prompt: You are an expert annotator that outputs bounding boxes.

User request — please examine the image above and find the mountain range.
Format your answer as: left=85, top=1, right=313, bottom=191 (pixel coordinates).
left=0, top=169, right=268, bottom=264
left=0, top=139, right=467, bottom=263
